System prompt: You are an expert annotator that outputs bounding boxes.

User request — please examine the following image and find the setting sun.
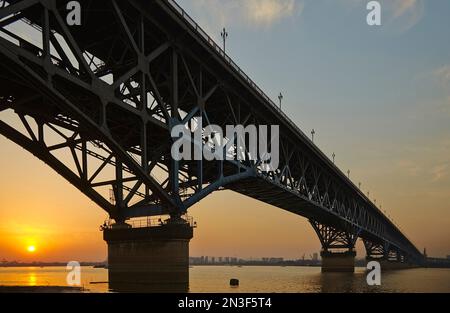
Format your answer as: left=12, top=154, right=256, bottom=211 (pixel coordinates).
left=26, top=245, right=36, bottom=253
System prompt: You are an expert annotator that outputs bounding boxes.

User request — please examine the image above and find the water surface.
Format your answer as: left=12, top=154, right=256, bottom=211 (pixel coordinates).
left=0, top=266, right=448, bottom=293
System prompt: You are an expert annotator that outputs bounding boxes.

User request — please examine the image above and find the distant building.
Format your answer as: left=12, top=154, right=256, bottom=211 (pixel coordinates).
left=261, top=257, right=284, bottom=263
left=189, top=257, right=203, bottom=265
left=211, top=257, right=215, bottom=264
left=312, top=253, right=319, bottom=261
left=447, top=255, right=450, bottom=260
left=218, top=257, right=223, bottom=263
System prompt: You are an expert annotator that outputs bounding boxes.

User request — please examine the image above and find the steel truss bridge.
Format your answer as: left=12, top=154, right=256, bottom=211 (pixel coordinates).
left=0, top=0, right=424, bottom=264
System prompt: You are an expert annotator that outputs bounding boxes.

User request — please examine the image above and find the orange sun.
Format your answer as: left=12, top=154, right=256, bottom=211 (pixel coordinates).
left=27, top=245, right=36, bottom=253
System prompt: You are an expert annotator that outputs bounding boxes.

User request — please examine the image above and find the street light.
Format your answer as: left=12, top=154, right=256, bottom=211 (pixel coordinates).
left=347, top=170, right=350, bottom=178
left=311, top=129, right=315, bottom=142
left=278, top=92, right=283, bottom=109
left=332, top=153, right=336, bottom=164
left=221, top=27, right=228, bottom=53
left=358, top=182, right=361, bottom=189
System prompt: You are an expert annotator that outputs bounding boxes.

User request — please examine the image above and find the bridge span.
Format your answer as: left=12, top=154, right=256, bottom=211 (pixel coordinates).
left=0, top=0, right=424, bottom=291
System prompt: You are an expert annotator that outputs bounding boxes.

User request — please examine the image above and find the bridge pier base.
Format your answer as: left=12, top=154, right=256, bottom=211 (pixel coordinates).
left=363, top=239, right=417, bottom=271
left=310, top=221, right=358, bottom=273
left=103, top=218, right=193, bottom=292
left=321, top=250, right=356, bottom=273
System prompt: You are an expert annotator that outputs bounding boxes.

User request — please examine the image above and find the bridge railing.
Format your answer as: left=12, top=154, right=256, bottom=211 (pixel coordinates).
left=102, top=215, right=195, bottom=229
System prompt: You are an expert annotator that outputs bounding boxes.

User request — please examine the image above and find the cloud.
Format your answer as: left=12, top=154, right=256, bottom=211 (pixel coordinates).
left=391, top=0, right=419, bottom=17
left=431, top=164, right=449, bottom=182
left=246, top=0, right=300, bottom=25
left=397, top=139, right=450, bottom=185
left=431, top=66, right=450, bottom=115
left=185, top=0, right=303, bottom=30
left=388, top=0, right=424, bottom=31
left=184, top=0, right=421, bottom=34
left=397, top=159, right=421, bottom=177
left=434, top=65, right=450, bottom=87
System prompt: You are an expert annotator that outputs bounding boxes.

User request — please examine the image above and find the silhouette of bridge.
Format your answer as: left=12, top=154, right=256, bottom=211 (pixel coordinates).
left=0, top=0, right=423, bottom=290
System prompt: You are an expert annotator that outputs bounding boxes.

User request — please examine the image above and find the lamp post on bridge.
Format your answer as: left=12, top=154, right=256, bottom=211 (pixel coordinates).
left=347, top=170, right=350, bottom=179
left=221, top=27, right=228, bottom=53
left=311, top=129, right=315, bottom=143
left=332, top=152, right=335, bottom=164
left=358, top=182, right=361, bottom=189
left=278, top=92, right=283, bottom=110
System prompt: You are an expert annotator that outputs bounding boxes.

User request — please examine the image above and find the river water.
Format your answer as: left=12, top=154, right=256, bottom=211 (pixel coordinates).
left=0, top=266, right=449, bottom=293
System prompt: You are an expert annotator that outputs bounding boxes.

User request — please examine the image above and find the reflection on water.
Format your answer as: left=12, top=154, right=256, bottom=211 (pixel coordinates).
left=109, top=283, right=188, bottom=293
left=0, top=266, right=449, bottom=293
left=28, top=272, right=37, bottom=286
left=109, top=281, right=188, bottom=293
left=189, top=266, right=450, bottom=293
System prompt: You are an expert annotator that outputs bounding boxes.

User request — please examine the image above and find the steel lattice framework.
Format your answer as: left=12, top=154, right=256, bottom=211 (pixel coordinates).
left=0, top=0, right=424, bottom=263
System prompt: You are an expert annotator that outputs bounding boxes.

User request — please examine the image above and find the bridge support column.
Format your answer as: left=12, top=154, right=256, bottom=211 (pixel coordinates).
left=103, top=216, right=194, bottom=292
left=320, top=250, right=357, bottom=273
left=363, top=239, right=414, bottom=270
left=310, top=221, right=358, bottom=273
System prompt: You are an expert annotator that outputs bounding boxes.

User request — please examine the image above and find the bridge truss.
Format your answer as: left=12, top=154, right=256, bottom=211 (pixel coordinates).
left=0, top=0, right=423, bottom=263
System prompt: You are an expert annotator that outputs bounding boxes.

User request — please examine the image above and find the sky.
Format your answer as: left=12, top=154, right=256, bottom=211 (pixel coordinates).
left=0, top=0, right=449, bottom=262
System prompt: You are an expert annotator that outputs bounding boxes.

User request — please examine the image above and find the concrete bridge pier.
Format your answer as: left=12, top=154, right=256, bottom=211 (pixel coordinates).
left=321, top=250, right=356, bottom=273
left=103, top=216, right=194, bottom=292
left=363, top=239, right=417, bottom=270
left=310, top=221, right=358, bottom=273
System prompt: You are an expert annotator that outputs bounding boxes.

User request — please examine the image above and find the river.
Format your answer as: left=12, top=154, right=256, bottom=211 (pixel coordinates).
left=0, top=266, right=449, bottom=293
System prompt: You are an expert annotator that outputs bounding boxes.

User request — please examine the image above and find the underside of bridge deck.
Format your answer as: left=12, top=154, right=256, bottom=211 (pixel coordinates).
left=310, top=220, right=358, bottom=272
left=363, top=239, right=417, bottom=270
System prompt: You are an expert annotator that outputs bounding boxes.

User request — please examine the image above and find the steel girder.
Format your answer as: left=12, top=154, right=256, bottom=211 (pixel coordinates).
left=0, top=0, right=423, bottom=263
left=0, top=0, right=253, bottom=222
left=363, top=239, right=408, bottom=263
left=310, top=220, right=359, bottom=252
